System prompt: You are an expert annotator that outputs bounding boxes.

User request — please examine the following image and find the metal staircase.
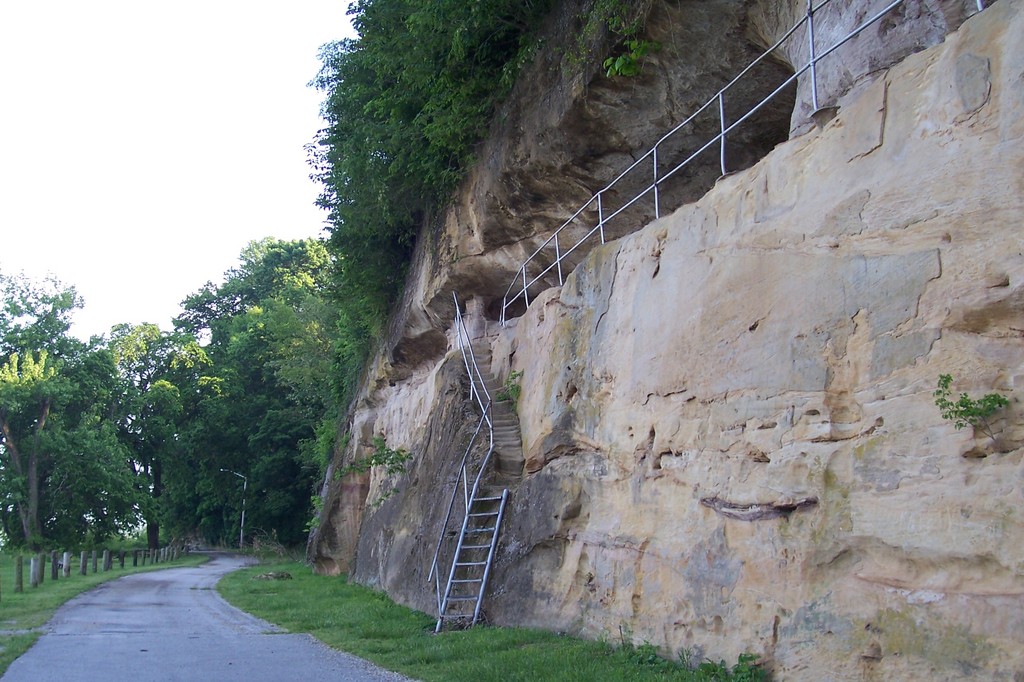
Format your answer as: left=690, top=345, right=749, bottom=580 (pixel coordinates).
left=429, top=294, right=524, bottom=632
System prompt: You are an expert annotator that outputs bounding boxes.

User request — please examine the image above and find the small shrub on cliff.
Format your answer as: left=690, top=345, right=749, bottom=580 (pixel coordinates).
left=339, top=435, right=413, bottom=507
left=573, top=0, right=660, bottom=77
left=496, top=369, right=523, bottom=407
left=340, top=435, right=412, bottom=477
left=934, top=374, right=1009, bottom=441
left=604, top=38, right=660, bottom=77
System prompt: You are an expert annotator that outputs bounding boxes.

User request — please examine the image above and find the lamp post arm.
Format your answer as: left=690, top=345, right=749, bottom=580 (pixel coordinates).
left=219, top=469, right=248, bottom=549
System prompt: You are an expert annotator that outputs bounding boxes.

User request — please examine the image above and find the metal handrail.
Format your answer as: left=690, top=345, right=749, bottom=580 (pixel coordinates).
left=500, top=0, right=987, bottom=324
left=428, top=292, right=498, bottom=620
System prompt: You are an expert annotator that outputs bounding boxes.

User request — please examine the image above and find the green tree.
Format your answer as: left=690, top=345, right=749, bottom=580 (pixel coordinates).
left=0, top=346, right=139, bottom=548
left=0, top=271, right=144, bottom=548
left=109, top=323, right=208, bottom=549
left=0, top=271, right=82, bottom=358
left=308, top=0, right=554, bottom=406
left=169, top=239, right=336, bottom=547
left=0, top=351, right=63, bottom=546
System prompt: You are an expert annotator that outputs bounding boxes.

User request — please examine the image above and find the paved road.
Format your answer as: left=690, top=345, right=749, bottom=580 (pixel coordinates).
left=2, top=553, right=415, bottom=682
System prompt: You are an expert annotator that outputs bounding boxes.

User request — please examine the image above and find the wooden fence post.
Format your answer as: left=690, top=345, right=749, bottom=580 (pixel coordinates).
left=62, top=551, right=71, bottom=578
left=14, top=556, right=22, bottom=593
left=91, top=550, right=97, bottom=573
left=29, top=556, right=39, bottom=588
left=132, top=550, right=138, bottom=567
left=38, top=553, right=45, bottom=585
left=80, top=551, right=87, bottom=576
left=119, top=551, right=125, bottom=569
left=102, top=550, right=111, bottom=571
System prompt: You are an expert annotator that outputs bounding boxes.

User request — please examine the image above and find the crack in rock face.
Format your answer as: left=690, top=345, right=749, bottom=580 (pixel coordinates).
left=699, top=496, right=819, bottom=521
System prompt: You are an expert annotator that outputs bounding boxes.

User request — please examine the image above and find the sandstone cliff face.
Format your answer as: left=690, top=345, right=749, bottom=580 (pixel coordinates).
left=310, top=0, right=1021, bottom=678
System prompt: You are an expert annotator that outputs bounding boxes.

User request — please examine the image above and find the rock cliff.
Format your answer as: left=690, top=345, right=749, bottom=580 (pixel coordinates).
left=309, top=0, right=1022, bottom=678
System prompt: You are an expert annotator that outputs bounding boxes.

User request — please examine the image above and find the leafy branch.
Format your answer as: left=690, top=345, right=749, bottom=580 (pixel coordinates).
left=496, top=370, right=523, bottom=405
left=338, top=435, right=413, bottom=508
left=340, top=435, right=412, bottom=477
left=934, top=374, right=1009, bottom=441
left=571, top=0, right=658, bottom=76
left=604, top=38, right=659, bottom=77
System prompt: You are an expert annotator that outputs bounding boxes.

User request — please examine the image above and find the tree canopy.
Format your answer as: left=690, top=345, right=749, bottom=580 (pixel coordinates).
left=0, top=240, right=337, bottom=550
left=0, top=273, right=136, bottom=548
left=168, top=238, right=337, bottom=547
left=308, top=0, right=554, bottom=402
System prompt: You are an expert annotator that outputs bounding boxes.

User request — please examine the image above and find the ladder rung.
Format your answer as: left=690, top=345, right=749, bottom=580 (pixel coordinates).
left=455, top=561, right=487, bottom=567
left=469, top=511, right=499, bottom=517
left=452, top=578, right=483, bottom=583
left=474, top=496, right=503, bottom=502
left=446, top=596, right=479, bottom=602
left=465, top=527, right=495, bottom=533
left=459, top=544, right=490, bottom=550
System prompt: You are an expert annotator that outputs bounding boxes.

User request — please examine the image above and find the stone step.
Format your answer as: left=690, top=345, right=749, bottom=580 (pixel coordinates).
left=495, top=459, right=524, bottom=475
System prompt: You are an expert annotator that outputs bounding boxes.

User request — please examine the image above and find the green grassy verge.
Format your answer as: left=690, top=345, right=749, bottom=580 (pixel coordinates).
left=0, top=551, right=207, bottom=673
left=217, top=560, right=766, bottom=681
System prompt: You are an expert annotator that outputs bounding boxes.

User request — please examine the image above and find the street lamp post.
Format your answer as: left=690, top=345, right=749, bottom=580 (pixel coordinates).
left=220, top=469, right=247, bottom=549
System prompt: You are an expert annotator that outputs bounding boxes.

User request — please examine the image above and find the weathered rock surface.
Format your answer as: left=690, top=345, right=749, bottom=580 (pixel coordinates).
left=310, top=0, right=1022, bottom=679
left=491, top=2, right=1024, bottom=677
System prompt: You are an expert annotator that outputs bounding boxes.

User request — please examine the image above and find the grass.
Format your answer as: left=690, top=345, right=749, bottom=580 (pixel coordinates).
left=217, top=560, right=767, bottom=681
left=0, top=550, right=207, bottom=674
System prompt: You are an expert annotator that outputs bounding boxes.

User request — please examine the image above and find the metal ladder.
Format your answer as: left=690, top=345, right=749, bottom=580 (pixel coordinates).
left=430, top=292, right=517, bottom=632
left=435, top=487, right=509, bottom=630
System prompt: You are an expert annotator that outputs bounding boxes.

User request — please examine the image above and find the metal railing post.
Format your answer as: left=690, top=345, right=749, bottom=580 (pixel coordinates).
left=807, top=0, right=819, bottom=111
left=598, top=193, right=606, bottom=244
left=555, top=235, right=563, bottom=285
left=718, top=93, right=727, bottom=176
left=653, top=145, right=660, bottom=219
left=522, top=266, right=530, bottom=307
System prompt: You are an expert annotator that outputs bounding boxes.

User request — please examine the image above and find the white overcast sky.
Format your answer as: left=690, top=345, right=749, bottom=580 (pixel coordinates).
left=0, top=1, right=355, bottom=340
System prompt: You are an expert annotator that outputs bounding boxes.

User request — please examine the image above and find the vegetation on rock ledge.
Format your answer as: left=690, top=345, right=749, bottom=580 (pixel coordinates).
left=308, top=0, right=555, bottom=405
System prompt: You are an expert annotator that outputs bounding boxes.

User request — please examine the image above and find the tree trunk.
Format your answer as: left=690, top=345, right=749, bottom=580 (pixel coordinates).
left=24, top=397, right=50, bottom=550
left=146, top=459, right=163, bottom=550
left=0, top=413, right=32, bottom=545
left=26, top=450, right=40, bottom=549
